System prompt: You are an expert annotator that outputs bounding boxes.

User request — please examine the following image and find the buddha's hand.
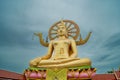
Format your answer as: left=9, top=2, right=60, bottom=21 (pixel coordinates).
left=34, top=32, right=42, bottom=37
left=29, top=57, right=41, bottom=67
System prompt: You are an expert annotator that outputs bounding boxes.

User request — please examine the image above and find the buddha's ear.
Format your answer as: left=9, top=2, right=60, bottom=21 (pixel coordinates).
left=34, top=32, right=49, bottom=47
left=76, top=32, right=92, bottom=46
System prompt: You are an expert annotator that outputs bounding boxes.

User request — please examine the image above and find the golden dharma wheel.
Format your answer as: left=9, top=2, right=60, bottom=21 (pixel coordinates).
left=48, top=20, right=80, bottom=40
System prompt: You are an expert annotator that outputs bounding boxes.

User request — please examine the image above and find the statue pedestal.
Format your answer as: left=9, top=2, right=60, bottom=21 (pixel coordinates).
left=24, top=66, right=96, bottom=80
left=47, top=68, right=67, bottom=80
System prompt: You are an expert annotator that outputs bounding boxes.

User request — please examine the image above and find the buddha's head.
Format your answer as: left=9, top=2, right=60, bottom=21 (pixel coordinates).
left=57, top=20, right=68, bottom=37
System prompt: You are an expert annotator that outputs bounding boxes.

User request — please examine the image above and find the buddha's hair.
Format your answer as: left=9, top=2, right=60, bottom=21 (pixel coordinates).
left=57, top=20, right=65, bottom=27
left=60, top=20, right=65, bottom=26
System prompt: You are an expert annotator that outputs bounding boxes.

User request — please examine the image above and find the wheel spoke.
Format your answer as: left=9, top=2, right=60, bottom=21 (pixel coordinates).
left=68, top=34, right=74, bottom=38
left=65, top=22, right=68, bottom=27
left=68, top=27, right=76, bottom=31
left=52, top=28, right=58, bottom=31
left=50, top=32, right=57, bottom=35
left=68, top=31, right=76, bottom=33
left=66, top=23, right=72, bottom=30
left=54, top=26, right=58, bottom=29
left=52, top=35, right=58, bottom=40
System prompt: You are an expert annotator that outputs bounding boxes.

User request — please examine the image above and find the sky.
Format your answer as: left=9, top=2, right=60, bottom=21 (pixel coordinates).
left=0, top=0, right=120, bottom=74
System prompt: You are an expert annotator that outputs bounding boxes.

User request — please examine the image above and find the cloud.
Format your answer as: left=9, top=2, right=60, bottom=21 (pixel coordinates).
left=103, top=32, right=120, bottom=49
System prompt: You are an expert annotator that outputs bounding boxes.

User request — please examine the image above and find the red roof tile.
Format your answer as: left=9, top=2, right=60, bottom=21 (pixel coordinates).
left=0, top=70, right=25, bottom=80
left=92, top=74, right=116, bottom=80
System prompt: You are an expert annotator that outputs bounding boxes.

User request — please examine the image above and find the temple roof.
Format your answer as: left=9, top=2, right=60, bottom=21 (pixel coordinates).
left=0, top=69, right=25, bottom=80
left=92, top=74, right=116, bottom=80
left=92, top=70, right=120, bottom=80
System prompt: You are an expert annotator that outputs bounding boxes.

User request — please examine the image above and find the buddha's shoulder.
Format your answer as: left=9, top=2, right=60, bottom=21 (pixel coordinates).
left=49, top=40, right=59, bottom=44
left=69, top=38, right=75, bottom=42
left=49, top=39, right=75, bottom=43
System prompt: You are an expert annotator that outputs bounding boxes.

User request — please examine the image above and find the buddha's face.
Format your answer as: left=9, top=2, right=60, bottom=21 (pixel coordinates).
left=57, top=24, right=67, bottom=36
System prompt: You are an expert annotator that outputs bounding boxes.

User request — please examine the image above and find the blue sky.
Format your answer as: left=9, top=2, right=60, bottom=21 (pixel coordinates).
left=0, top=0, right=120, bottom=73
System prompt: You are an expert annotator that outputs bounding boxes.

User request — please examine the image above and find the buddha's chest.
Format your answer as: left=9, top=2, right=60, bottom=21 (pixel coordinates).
left=53, top=40, right=70, bottom=48
left=52, top=40, right=70, bottom=57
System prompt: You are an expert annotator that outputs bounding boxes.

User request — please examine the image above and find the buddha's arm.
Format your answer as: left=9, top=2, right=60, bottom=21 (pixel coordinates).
left=41, top=41, right=53, bottom=60
left=70, top=39, right=78, bottom=58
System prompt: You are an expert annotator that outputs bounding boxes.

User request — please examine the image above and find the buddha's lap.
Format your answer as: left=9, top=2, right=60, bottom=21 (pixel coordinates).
left=38, top=58, right=91, bottom=66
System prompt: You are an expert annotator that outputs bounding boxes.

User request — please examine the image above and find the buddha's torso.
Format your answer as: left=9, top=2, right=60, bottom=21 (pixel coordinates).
left=51, top=39, right=71, bottom=60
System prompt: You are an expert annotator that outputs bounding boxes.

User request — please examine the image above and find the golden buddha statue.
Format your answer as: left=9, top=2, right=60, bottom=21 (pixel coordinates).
left=30, top=20, right=92, bottom=68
